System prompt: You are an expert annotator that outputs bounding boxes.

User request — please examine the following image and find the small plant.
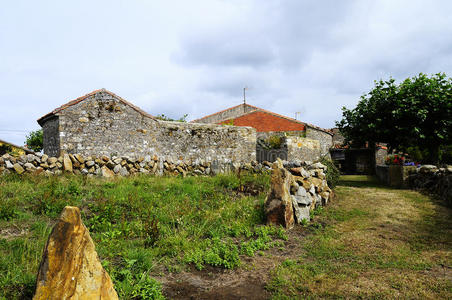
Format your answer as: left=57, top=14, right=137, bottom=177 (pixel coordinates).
left=0, top=204, right=18, bottom=221
left=223, top=119, right=234, bottom=126
left=132, top=274, right=165, bottom=300
left=319, top=157, right=340, bottom=189
left=266, top=136, right=285, bottom=149
left=143, top=217, right=160, bottom=248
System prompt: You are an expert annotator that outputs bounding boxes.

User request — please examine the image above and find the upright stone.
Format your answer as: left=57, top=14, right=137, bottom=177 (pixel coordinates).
left=13, top=163, right=25, bottom=174
left=63, top=154, right=73, bottom=172
left=264, top=159, right=295, bottom=229
left=101, top=165, right=115, bottom=178
left=33, top=206, right=118, bottom=300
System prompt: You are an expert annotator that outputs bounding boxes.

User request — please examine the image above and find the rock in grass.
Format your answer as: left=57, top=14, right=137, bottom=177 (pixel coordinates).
left=33, top=206, right=118, bottom=300
left=63, top=154, right=73, bottom=172
left=264, top=158, right=295, bottom=229
left=13, top=163, right=25, bottom=174
left=101, top=165, right=115, bottom=178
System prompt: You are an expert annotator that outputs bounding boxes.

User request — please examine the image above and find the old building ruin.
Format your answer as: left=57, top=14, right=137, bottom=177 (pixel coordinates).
left=37, top=89, right=256, bottom=166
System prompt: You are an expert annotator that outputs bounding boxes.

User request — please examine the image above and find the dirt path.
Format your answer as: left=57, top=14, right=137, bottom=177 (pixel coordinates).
left=161, top=176, right=452, bottom=299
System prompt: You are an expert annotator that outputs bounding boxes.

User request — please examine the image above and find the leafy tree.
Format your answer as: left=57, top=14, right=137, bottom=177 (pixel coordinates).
left=25, top=129, right=43, bottom=152
left=336, top=73, right=452, bottom=163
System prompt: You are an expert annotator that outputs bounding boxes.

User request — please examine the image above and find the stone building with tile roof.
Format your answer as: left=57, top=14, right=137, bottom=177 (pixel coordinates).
left=192, top=103, right=333, bottom=158
left=37, top=89, right=256, bottom=165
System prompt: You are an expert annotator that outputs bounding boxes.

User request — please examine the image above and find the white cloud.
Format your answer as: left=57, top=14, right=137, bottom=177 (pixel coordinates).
left=0, top=0, right=451, bottom=145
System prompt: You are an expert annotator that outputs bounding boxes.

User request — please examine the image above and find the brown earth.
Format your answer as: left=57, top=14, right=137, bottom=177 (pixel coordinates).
left=161, top=226, right=308, bottom=299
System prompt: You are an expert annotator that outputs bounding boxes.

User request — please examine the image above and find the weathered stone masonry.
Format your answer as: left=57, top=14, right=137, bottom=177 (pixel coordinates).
left=38, top=90, right=256, bottom=166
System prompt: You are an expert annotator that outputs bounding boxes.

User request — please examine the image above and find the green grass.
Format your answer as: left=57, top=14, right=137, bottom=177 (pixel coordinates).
left=266, top=175, right=452, bottom=299
left=0, top=172, right=280, bottom=299
left=2, top=173, right=451, bottom=299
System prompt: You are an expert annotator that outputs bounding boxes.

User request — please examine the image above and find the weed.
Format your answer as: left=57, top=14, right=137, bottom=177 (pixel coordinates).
left=144, top=218, right=160, bottom=248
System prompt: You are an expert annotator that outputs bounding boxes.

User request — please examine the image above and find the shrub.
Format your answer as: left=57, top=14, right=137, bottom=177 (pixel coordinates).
left=25, top=129, right=43, bottom=152
left=320, top=157, right=340, bottom=189
left=267, top=136, right=285, bottom=149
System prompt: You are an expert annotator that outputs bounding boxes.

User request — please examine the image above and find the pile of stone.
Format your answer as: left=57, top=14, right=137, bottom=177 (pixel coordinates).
left=265, top=159, right=333, bottom=228
left=407, top=164, right=452, bottom=207
left=0, top=152, right=267, bottom=177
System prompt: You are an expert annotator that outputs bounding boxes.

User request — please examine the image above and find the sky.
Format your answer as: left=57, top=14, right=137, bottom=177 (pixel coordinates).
left=1, top=0, right=451, bottom=146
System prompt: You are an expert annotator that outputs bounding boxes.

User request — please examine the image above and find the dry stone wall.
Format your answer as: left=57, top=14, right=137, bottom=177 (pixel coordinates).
left=265, top=159, right=333, bottom=228
left=407, top=165, right=452, bottom=207
left=0, top=152, right=265, bottom=177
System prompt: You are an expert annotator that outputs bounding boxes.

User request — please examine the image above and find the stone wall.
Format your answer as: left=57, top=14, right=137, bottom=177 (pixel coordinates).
left=286, top=137, right=321, bottom=162
left=256, top=137, right=322, bottom=163
left=407, top=165, right=452, bottom=207
left=265, top=159, right=333, bottom=228
left=305, top=125, right=333, bottom=158
left=0, top=152, right=265, bottom=177
left=375, top=164, right=452, bottom=206
left=42, top=91, right=256, bottom=166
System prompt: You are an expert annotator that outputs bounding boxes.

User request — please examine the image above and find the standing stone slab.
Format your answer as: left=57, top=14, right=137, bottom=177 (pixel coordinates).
left=33, top=206, right=118, bottom=300
left=63, top=154, right=73, bottom=172
left=265, top=159, right=295, bottom=229
left=13, top=163, right=25, bottom=174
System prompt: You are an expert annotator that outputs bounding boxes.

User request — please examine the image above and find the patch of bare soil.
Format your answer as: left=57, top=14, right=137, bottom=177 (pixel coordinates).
left=161, top=226, right=308, bottom=300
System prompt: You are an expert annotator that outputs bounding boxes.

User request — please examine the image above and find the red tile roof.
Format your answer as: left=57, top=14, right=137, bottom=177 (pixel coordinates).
left=220, top=110, right=306, bottom=132
left=37, top=89, right=156, bottom=125
left=193, top=103, right=332, bottom=135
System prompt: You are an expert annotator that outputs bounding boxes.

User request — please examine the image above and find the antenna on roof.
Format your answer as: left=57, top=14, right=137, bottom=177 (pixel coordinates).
left=243, top=87, right=249, bottom=113
left=243, top=87, right=248, bottom=105
left=294, top=112, right=301, bottom=120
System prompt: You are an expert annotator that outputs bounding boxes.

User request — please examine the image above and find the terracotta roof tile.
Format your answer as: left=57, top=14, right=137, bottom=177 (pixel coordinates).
left=192, top=103, right=332, bottom=135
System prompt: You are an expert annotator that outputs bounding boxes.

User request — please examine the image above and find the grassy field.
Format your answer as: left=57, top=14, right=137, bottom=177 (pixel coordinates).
left=0, top=172, right=289, bottom=299
left=267, top=175, right=452, bottom=299
left=1, top=174, right=451, bottom=299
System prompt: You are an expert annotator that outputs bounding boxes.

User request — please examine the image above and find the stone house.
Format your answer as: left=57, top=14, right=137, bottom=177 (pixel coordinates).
left=37, top=89, right=256, bottom=166
left=192, top=103, right=333, bottom=162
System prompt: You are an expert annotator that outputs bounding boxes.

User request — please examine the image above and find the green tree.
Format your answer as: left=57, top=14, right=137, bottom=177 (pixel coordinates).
left=336, top=73, right=452, bottom=163
left=25, top=129, right=43, bottom=152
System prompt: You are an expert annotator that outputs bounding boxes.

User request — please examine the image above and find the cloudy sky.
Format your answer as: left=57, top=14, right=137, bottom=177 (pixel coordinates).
left=1, top=0, right=451, bottom=146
